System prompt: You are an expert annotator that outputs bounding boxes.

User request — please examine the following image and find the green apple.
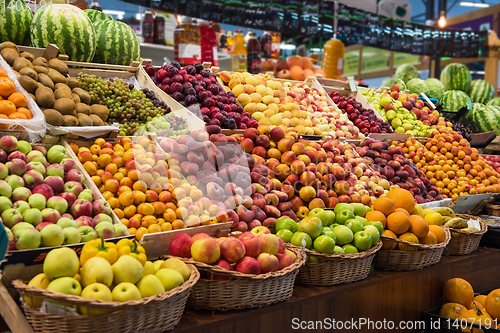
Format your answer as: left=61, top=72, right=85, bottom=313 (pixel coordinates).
left=308, top=208, right=329, bottom=226
left=78, top=226, right=97, bottom=242
left=57, top=217, right=78, bottom=229
left=354, top=216, right=368, bottom=225
left=112, top=282, right=142, bottom=302
left=153, top=260, right=164, bottom=273
left=365, top=221, right=384, bottom=236
left=13, top=201, right=30, bottom=214
left=16, top=140, right=32, bottom=155
left=324, top=210, right=336, bottom=226
left=23, top=208, right=43, bottom=226
left=353, top=231, right=373, bottom=251
left=333, top=246, right=345, bottom=254
left=80, top=256, right=113, bottom=288
left=136, top=274, right=165, bottom=298
left=298, top=216, right=323, bottom=239
left=0, top=196, right=12, bottom=214
left=330, top=223, right=340, bottom=229
left=308, top=256, right=319, bottom=263
left=28, top=193, right=46, bottom=211
left=334, top=206, right=354, bottom=225
left=342, top=244, right=359, bottom=254
left=47, top=145, right=67, bottom=164
left=334, top=203, right=354, bottom=216
left=47, top=277, right=81, bottom=296
left=313, top=235, right=336, bottom=254
left=159, top=258, right=190, bottom=281
left=155, top=268, right=184, bottom=291
left=78, top=189, right=94, bottom=202
left=14, top=228, right=41, bottom=250
left=40, top=224, right=64, bottom=247
left=112, top=255, right=144, bottom=285
left=80, top=283, right=113, bottom=315
left=25, top=273, right=49, bottom=308
left=350, top=203, right=367, bottom=217
left=332, top=225, right=354, bottom=246
left=63, top=227, right=81, bottom=245
left=363, top=225, right=381, bottom=246
left=290, top=231, right=312, bottom=249
left=43, top=247, right=80, bottom=280
left=275, top=216, right=298, bottom=233
left=345, top=219, right=364, bottom=234
left=276, top=229, right=294, bottom=243
left=11, top=222, right=35, bottom=233
left=322, top=228, right=337, bottom=243
left=143, top=261, right=156, bottom=276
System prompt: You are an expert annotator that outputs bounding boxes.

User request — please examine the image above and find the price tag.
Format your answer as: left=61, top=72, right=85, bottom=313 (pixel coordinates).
left=348, top=76, right=357, bottom=92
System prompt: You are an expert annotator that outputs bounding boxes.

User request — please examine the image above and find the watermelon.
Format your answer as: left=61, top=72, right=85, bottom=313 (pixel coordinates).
left=472, top=105, right=500, bottom=134
left=93, top=20, right=140, bottom=66
left=468, top=102, right=484, bottom=121
left=440, top=63, right=471, bottom=92
left=438, top=90, right=472, bottom=112
left=468, top=79, right=494, bottom=104
left=84, top=9, right=114, bottom=24
left=30, top=4, right=96, bottom=62
left=0, top=0, right=33, bottom=45
left=487, top=98, right=500, bottom=107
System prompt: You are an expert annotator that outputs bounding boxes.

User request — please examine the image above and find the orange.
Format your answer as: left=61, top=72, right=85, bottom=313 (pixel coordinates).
left=386, top=212, right=410, bottom=235
left=439, top=303, right=468, bottom=319
left=374, top=197, right=396, bottom=216
left=395, top=208, right=410, bottom=217
left=8, top=112, right=27, bottom=119
left=0, top=69, right=7, bottom=77
left=18, top=107, right=34, bottom=118
left=419, top=231, right=437, bottom=244
left=0, top=114, right=8, bottom=128
left=303, top=69, right=314, bottom=78
left=381, top=229, right=397, bottom=250
left=385, top=188, right=415, bottom=214
left=301, top=57, right=313, bottom=70
left=458, top=306, right=493, bottom=332
left=0, top=100, right=16, bottom=115
left=286, top=55, right=302, bottom=68
left=474, top=295, right=488, bottom=309
left=429, top=225, right=446, bottom=243
left=408, top=215, right=429, bottom=238
left=365, top=210, right=387, bottom=227
left=485, top=289, right=500, bottom=320
left=313, top=68, right=326, bottom=77
left=443, top=278, right=474, bottom=307
left=8, top=92, right=27, bottom=108
left=397, top=232, right=419, bottom=252
left=468, top=301, right=486, bottom=311
left=0, top=77, right=15, bottom=98
left=289, top=66, right=305, bottom=81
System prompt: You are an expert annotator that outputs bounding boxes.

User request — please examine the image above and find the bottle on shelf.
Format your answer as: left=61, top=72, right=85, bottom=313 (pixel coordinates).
left=219, top=29, right=227, bottom=54
left=174, top=16, right=201, bottom=66
left=154, top=13, right=166, bottom=45
left=142, top=8, right=155, bottom=44
left=260, top=31, right=272, bottom=59
left=199, top=19, right=219, bottom=67
left=90, top=0, right=102, bottom=11
left=244, top=28, right=252, bottom=46
left=322, top=37, right=345, bottom=79
left=227, top=31, right=234, bottom=51
left=246, top=32, right=261, bottom=74
left=270, top=31, right=281, bottom=60
left=231, top=30, right=247, bottom=73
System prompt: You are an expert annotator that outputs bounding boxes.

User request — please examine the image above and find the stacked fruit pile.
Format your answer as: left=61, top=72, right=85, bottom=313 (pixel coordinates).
left=274, top=206, right=381, bottom=255
left=329, top=91, right=393, bottom=135
left=395, top=134, right=500, bottom=200
left=168, top=229, right=296, bottom=275
left=219, top=71, right=362, bottom=139
left=0, top=136, right=125, bottom=252
left=268, top=55, right=326, bottom=81
left=0, top=68, right=33, bottom=121
left=483, top=155, right=500, bottom=174
left=24, top=245, right=192, bottom=310
left=356, top=138, right=442, bottom=203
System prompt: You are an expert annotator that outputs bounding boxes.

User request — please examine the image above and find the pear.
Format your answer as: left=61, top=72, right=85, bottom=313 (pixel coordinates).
left=136, top=275, right=165, bottom=298
left=43, top=247, right=80, bottom=281
left=112, top=255, right=143, bottom=285
left=80, top=283, right=112, bottom=315
left=143, top=261, right=156, bottom=276
left=160, top=258, right=190, bottom=281
left=112, top=282, right=142, bottom=302
left=25, top=273, right=50, bottom=308
left=155, top=269, right=184, bottom=291
left=80, top=257, right=113, bottom=288
left=153, top=260, right=164, bottom=272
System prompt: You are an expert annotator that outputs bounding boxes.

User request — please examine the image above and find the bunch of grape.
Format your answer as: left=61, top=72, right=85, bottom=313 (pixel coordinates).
left=77, top=74, right=178, bottom=136
left=443, top=117, right=472, bottom=141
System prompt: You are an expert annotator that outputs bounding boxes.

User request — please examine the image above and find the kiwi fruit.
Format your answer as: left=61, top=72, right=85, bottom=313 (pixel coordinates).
left=1, top=48, right=19, bottom=66
left=19, top=67, right=38, bottom=81
left=77, top=113, right=93, bottom=126
left=43, top=109, right=64, bottom=126
left=54, top=89, right=73, bottom=100
left=54, top=83, right=72, bottom=93
left=67, top=77, right=80, bottom=89
left=63, top=115, right=79, bottom=127
left=13, top=57, right=33, bottom=72
left=33, top=66, right=48, bottom=74
left=47, top=68, right=67, bottom=85
left=54, top=98, right=76, bottom=115
left=89, top=114, right=104, bottom=126
left=75, top=103, right=90, bottom=115
left=18, top=75, right=39, bottom=94
left=90, top=104, right=109, bottom=121
left=13, top=70, right=20, bottom=79
left=72, top=93, right=81, bottom=104
left=72, top=88, right=91, bottom=104
left=32, top=57, right=48, bottom=68
left=35, top=86, right=56, bottom=108
left=0, top=42, right=18, bottom=53
left=48, top=59, right=69, bottom=76
left=20, top=52, right=35, bottom=62
left=38, top=74, right=54, bottom=89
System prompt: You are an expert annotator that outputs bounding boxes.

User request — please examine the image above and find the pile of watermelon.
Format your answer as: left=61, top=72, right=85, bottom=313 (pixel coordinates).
left=0, top=4, right=140, bottom=65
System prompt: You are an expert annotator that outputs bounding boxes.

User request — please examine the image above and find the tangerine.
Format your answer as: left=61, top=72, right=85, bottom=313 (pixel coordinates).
left=386, top=212, right=410, bottom=235
left=408, top=215, right=429, bottom=238
left=8, top=92, right=27, bottom=108
left=365, top=210, right=387, bottom=227
left=443, top=278, right=474, bottom=307
left=381, top=229, right=398, bottom=250
left=485, top=289, right=500, bottom=320
left=397, top=232, right=419, bottom=252
left=373, top=197, right=395, bottom=216
left=0, top=100, right=16, bottom=115
left=385, top=188, right=415, bottom=213
left=0, top=77, right=15, bottom=97
left=439, top=303, right=467, bottom=319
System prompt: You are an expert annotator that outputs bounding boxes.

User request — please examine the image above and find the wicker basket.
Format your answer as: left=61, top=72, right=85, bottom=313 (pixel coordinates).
left=445, top=214, right=488, bottom=256
left=11, top=265, right=200, bottom=333
left=169, top=246, right=306, bottom=311
left=486, top=204, right=500, bottom=217
left=374, top=228, right=451, bottom=271
left=293, top=241, right=382, bottom=287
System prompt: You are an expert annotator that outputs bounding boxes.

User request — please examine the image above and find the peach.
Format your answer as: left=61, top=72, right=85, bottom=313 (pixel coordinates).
left=299, top=185, right=316, bottom=202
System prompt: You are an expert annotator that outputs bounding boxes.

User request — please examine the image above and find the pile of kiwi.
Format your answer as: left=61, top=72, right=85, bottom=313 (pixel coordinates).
left=0, top=42, right=109, bottom=127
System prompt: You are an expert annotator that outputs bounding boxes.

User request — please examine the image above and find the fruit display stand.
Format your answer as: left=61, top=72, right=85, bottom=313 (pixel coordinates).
left=445, top=214, right=488, bottom=256
left=170, top=245, right=305, bottom=311
left=17, top=44, right=62, bottom=62
left=10, top=264, right=200, bottom=333
left=374, top=227, right=451, bottom=271
left=293, top=241, right=382, bottom=287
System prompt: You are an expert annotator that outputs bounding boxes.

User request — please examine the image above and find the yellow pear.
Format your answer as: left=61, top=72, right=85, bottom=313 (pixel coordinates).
left=80, top=257, right=113, bottom=288
left=160, top=258, right=190, bottom=281
left=155, top=269, right=184, bottom=291
left=112, top=255, right=144, bottom=285
left=143, top=261, right=156, bottom=276
left=136, top=275, right=165, bottom=298
left=153, top=260, right=164, bottom=272
left=25, top=273, right=50, bottom=308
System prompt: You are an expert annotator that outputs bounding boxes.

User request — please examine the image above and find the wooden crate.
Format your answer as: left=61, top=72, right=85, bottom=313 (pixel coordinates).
left=18, top=44, right=63, bottom=61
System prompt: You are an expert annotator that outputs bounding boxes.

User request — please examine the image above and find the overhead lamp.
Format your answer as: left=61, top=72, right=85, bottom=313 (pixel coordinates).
left=460, top=2, right=489, bottom=8
left=437, top=11, right=446, bottom=28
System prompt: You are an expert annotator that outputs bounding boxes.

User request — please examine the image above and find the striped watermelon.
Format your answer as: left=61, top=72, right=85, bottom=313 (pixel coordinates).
left=0, top=0, right=33, bottom=45
left=438, top=90, right=472, bottom=112
left=472, top=105, right=500, bottom=134
left=440, top=63, right=471, bottom=92
left=93, top=20, right=140, bottom=66
left=468, top=79, right=494, bottom=104
left=30, top=4, right=96, bottom=62
left=468, top=102, right=484, bottom=121
left=487, top=98, right=500, bottom=107
left=84, top=9, right=114, bottom=24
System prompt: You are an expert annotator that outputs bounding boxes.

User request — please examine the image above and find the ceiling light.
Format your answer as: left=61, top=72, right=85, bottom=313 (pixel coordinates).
left=437, top=11, right=446, bottom=28
left=460, top=2, right=489, bottom=8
